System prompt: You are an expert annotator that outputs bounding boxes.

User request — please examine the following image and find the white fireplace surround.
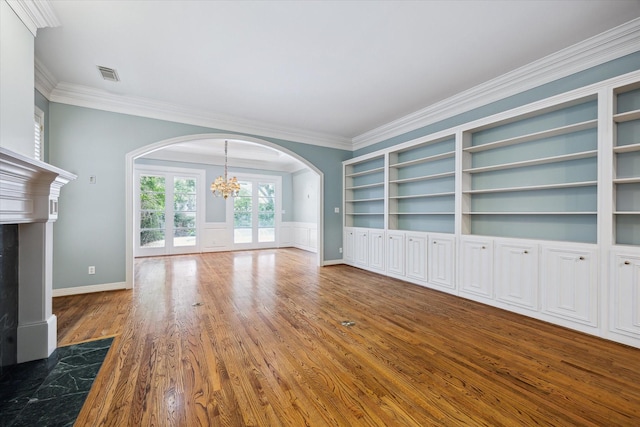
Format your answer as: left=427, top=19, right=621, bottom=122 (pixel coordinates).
left=0, top=147, right=76, bottom=362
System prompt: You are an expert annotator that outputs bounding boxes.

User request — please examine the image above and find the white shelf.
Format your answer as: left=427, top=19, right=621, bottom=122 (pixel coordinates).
left=390, top=212, right=454, bottom=215
left=346, top=212, right=384, bottom=216
left=389, top=191, right=455, bottom=199
left=613, top=142, right=640, bottom=153
left=614, top=211, right=640, bottom=215
left=345, top=182, right=384, bottom=190
left=613, top=109, right=640, bottom=123
left=345, top=166, right=385, bottom=178
left=613, top=177, right=640, bottom=184
left=464, top=150, right=597, bottom=174
left=463, top=120, right=597, bottom=153
left=345, top=197, right=385, bottom=203
left=389, top=171, right=455, bottom=184
left=389, top=151, right=455, bottom=168
left=463, top=181, right=597, bottom=194
left=464, top=211, right=596, bottom=215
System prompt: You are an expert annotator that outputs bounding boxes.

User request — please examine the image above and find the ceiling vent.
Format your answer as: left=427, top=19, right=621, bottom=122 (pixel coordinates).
left=97, top=65, right=119, bottom=82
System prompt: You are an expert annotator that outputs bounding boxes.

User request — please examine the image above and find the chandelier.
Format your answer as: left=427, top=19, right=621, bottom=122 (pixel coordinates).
left=210, top=140, right=240, bottom=199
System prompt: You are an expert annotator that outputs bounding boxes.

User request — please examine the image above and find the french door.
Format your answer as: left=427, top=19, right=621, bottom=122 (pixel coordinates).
left=228, top=175, right=281, bottom=249
left=135, top=166, right=204, bottom=257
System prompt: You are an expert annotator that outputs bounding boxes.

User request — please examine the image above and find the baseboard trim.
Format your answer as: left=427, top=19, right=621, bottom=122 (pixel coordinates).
left=322, top=259, right=344, bottom=266
left=53, top=282, right=127, bottom=297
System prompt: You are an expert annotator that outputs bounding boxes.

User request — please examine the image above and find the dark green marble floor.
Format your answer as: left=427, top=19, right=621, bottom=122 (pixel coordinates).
left=0, top=337, right=113, bottom=427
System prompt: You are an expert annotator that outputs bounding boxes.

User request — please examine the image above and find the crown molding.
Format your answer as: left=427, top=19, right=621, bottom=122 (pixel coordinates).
left=42, top=80, right=352, bottom=151
left=34, top=56, right=57, bottom=97
left=352, top=17, right=640, bottom=150
left=7, top=0, right=60, bottom=36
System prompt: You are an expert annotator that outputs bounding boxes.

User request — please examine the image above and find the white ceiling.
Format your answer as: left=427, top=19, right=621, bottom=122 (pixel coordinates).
left=33, top=0, right=640, bottom=165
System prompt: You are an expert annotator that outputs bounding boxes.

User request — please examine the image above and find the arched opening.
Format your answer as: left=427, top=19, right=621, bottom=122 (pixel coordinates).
left=125, top=133, right=324, bottom=288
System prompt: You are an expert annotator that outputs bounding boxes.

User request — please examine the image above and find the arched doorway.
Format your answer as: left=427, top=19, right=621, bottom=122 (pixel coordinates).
left=124, top=133, right=324, bottom=288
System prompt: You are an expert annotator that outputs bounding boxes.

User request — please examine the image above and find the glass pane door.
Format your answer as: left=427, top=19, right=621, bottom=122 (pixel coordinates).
left=258, top=182, right=275, bottom=243
left=173, top=176, right=197, bottom=247
left=135, top=168, right=203, bottom=257
left=139, top=175, right=166, bottom=249
left=234, top=181, right=253, bottom=244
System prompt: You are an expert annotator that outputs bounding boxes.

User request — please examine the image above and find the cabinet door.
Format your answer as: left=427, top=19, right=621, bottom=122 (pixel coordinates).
left=541, top=246, right=597, bottom=327
left=344, top=228, right=355, bottom=262
left=610, top=253, right=640, bottom=339
left=460, top=238, right=493, bottom=299
left=428, top=236, right=455, bottom=291
left=406, top=233, right=427, bottom=282
left=495, top=242, right=539, bottom=311
left=355, top=229, right=369, bottom=266
left=369, top=230, right=385, bottom=271
left=387, top=232, right=405, bottom=276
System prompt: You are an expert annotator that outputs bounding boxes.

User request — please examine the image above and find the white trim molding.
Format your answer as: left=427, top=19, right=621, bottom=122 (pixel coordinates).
left=352, top=18, right=640, bottom=150
left=7, top=0, right=60, bottom=36
left=53, top=282, right=127, bottom=297
left=38, top=79, right=352, bottom=151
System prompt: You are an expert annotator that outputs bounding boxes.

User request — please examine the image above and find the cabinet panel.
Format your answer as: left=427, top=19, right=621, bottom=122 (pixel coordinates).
left=387, top=232, right=405, bottom=276
left=460, top=238, right=493, bottom=298
left=406, top=233, right=427, bottom=282
left=428, top=235, right=455, bottom=290
left=369, top=230, right=385, bottom=271
left=495, top=242, right=539, bottom=311
left=610, top=253, right=640, bottom=339
left=344, top=228, right=355, bottom=262
left=541, top=246, right=597, bottom=326
left=354, top=229, right=369, bottom=266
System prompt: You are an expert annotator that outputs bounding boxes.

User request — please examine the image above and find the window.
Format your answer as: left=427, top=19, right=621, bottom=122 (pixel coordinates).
left=34, top=107, right=44, bottom=161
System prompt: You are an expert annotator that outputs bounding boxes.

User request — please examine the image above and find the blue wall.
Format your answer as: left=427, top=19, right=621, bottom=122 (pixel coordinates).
left=356, top=51, right=640, bottom=157
left=48, top=104, right=349, bottom=289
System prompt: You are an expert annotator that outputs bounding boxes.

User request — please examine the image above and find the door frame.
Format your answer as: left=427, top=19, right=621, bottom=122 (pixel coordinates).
left=134, top=164, right=206, bottom=257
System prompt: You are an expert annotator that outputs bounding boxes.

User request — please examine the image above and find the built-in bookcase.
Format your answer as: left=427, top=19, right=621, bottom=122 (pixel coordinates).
left=388, top=135, right=455, bottom=233
left=344, top=154, right=385, bottom=229
left=613, top=83, right=640, bottom=246
left=461, top=96, right=599, bottom=243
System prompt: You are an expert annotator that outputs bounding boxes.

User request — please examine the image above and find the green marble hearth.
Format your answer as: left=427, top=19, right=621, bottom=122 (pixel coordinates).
left=0, top=337, right=113, bottom=427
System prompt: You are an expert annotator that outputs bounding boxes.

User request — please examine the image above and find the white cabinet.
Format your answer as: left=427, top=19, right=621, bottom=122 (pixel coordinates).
left=344, top=228, right=355, bottom=262
left=610, top=252, right=640, bottom=340
left=354, top=229, right=369, bottom=266
left=406, top=233, right=427, bottom=282
left=495, top=241, right=539, bottom=311
left=369, top=230, right=385, bottom=272
left=387, top=231, right=405, bottom=276
left=428, top=235, right=455, bottom=292
left=541, top=246, right=598, bottom=328
left=460, top=237, right=493, bottom=300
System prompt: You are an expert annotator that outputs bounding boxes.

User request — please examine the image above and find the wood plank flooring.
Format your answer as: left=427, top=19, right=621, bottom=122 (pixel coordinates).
left=53, top=249, right=640, bottom=426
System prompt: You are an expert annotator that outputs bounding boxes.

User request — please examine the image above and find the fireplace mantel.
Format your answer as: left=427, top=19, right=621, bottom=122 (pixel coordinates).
left=0, top=147, right=76, bottom=224
left=0, top=147, right=76, bottom=363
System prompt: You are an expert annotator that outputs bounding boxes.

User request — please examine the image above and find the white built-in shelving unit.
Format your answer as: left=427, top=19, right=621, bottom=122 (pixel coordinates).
left=613, top=82, right=640, bottom=246
left=388, top=135, right=456, bottom=233
left=344, top=154, right=385, bottom=229
left=342, top=70, right=640, bottom=349
left=461, top=96, right=599, bottom=243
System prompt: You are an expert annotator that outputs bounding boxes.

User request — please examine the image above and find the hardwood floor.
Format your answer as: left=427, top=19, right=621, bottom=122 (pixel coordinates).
left=53, top=249, right=640, bottom=426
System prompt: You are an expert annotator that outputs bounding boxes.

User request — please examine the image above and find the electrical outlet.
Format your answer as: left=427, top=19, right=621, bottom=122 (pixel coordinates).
left=89, top=175, right=96, bottom=184
left=334, top=207, right=340, bottom=213
left=339, top=247, right=343, bottom=253
left=88, top=266, right=95, bottom=275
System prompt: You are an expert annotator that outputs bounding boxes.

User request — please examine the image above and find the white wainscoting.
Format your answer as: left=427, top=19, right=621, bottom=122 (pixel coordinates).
left=201, top=222, right=230, bottom=252
left=281, top=222, right=318, bottom=253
